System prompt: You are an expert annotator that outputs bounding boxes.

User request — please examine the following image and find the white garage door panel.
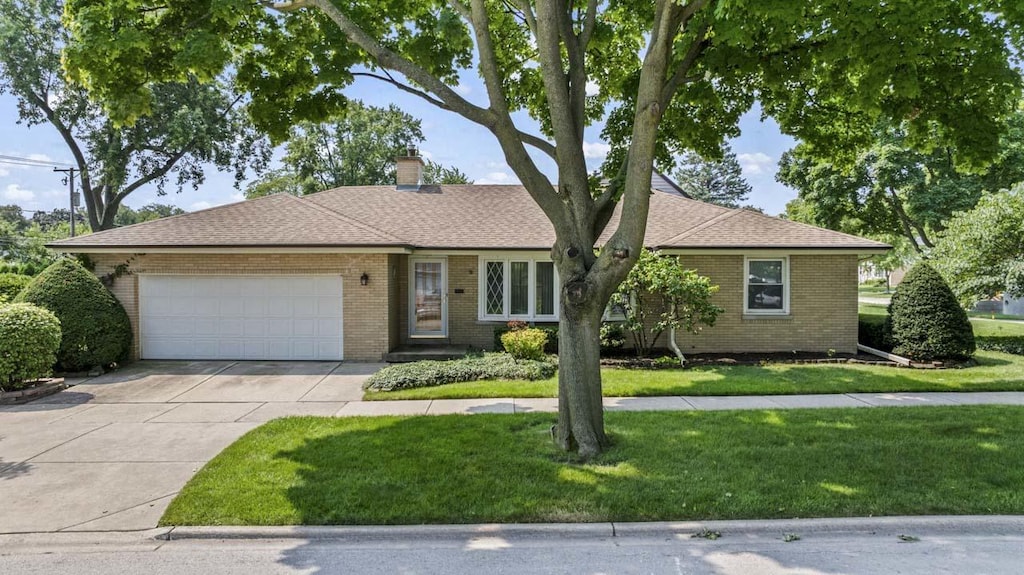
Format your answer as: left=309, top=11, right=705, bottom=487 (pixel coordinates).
left=140, top=275, right=343, bottom=360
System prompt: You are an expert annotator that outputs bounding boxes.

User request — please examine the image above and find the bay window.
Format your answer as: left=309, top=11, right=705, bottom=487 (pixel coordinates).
left=480, top=257, right=558, bottom=320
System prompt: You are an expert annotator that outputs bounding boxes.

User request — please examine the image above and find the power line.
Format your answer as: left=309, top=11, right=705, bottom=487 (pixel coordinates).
left=0, top=154, right=75, bottom=168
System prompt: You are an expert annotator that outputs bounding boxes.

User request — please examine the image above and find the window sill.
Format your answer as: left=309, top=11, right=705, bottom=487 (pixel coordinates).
left=742, top=313, right=792, bottom=321
left=478, top=317, right=559, bottom=324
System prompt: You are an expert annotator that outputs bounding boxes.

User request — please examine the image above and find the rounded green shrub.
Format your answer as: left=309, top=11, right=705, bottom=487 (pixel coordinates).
left=0, top=273, right=32, bottom=303
left=15, top=258, right=133, bottom=371
left=885, top=262, right=975, bottom=361
left=501, top=327, right=548, bottom=361
left=0, top=303, right=62, bottom=391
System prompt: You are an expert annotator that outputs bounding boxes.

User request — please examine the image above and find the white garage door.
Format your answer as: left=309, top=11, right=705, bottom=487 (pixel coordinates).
left=139, top=275, right=343, bottom=360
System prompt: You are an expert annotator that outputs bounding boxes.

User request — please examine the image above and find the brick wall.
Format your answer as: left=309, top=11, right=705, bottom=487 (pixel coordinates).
left=438, top=253, right=858, bottom=354
left=87, top=251, right=858, bottom=360
left=445, top=255, right=497, bottom=348
left=89, top=253, right=392, bottom=362
left=670, top=254, right=859, bottom=354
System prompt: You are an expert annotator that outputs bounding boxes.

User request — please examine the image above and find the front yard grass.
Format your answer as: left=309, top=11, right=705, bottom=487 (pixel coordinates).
left=363, top=350, right=1024, bottom=400
left=160, top=407, right=1024, bottom=526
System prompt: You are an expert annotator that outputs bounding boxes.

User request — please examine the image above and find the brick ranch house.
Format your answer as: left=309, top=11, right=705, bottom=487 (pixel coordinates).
left=51, top=155, right=888, bottom=362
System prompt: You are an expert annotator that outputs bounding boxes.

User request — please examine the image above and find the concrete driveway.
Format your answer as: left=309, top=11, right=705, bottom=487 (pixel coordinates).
left=0, top=361, right=382, bottom=534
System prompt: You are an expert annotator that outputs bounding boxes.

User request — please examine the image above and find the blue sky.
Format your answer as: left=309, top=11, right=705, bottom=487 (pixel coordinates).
left=0, top=72, right=799, bottom=218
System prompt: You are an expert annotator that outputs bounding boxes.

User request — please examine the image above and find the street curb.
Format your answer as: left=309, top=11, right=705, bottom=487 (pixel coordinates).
left=160, top=522, right=615, bottom=541
left=159, top=516, right=1024, bottom=542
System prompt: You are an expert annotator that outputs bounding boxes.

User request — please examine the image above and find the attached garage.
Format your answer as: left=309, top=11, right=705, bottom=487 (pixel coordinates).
left=138, top=275, right=344, bottom=360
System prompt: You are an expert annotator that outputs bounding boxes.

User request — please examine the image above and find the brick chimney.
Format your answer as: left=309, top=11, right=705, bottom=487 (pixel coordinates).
left=395, top=145, right=424, bottom=188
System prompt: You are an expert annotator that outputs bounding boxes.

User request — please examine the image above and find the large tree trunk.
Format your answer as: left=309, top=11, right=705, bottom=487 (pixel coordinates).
left=554, top=295, right=609, bottom=459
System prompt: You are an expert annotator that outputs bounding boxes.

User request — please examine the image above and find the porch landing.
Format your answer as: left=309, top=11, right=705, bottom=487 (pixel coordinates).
left=384, top=345, right=472, bottom=363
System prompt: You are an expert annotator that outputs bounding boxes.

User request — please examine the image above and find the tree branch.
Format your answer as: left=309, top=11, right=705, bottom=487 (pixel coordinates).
left=660, top=19, right=711, bottom=108
left=304, top=0, right=497, bottom=131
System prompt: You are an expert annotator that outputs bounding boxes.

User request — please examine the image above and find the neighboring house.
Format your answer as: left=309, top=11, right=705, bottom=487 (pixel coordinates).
left=50, top=154, right=888, bottom=362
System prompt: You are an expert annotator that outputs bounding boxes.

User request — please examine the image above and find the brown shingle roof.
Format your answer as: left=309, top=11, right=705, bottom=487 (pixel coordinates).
left=50, top=184, right=889, bottom=251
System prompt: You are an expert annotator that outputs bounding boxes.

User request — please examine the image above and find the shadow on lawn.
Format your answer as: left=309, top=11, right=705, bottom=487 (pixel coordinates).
left=271, top=408, right=1024, bottom=573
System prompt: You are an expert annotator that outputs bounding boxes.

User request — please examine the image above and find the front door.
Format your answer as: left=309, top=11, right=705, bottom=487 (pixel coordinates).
left=410, top=258, right=447, bottom=337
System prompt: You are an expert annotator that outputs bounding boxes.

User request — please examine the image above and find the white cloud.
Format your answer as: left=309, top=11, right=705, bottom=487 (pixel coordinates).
left=26, top=153, right=52, bottom=164
left=3, top=184, right=35, bottom=202
left=0, top=167, right=8, bottom=177
left=585, top=81, right=600, bottom=97
left=582, top=141, right=611, bottom=159
left=737, top=152, right=774, bottom=175
left=230, top=192, right=245, bottom=203
left=189, top=201, right=213, bottom=211
left=476, top=171, right=516, bottom=185
left=454, top=82, right=472, bottom=96
left=419, top=149, right=435, bottom=161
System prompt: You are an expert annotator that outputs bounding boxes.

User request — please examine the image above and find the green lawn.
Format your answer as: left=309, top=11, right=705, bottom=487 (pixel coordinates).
left=160, top=407, right=1024, bottom=526
left=857, top=285, right=893, bottom=297
left=364, top=350, right=1024, bottom=400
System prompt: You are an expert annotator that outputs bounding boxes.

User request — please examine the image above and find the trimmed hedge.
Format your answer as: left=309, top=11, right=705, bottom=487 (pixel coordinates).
left=976, top=336, right=1024, bottom=356
left=15, top=258, right=133, bottom=371
left=0, top=303, right=62, bottom=391
left=364, top=353, right=556, bottom=392
left=0, top=273, right=31, bottom=303
left=858, top=319, right=891, bottom=351
left=885, top=262, right=976, bottom=361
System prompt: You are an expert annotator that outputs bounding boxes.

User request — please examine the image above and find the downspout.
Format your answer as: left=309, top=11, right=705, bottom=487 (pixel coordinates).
left=668, top=301, right=686, bottom=367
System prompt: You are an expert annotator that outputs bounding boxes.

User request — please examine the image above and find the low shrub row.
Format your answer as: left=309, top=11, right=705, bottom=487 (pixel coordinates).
left=0, top=262, right=41, bottom=276
left=364, top=353, right=556, bottom=392
left=976, top=336, right=1024, bottom=356
left=858, top=319, right=891, bottom=351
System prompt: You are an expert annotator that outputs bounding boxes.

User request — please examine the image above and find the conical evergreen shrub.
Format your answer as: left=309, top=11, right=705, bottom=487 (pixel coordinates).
left=885, top=262, right=975, bottom=361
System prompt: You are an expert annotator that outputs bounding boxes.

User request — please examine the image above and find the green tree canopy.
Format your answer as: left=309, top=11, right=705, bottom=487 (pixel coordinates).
left=0, top=0, right=270, bottom=230
left=932, top=185, right=1024, bottom=306
left=62, top=0, right=1024, bottom=457
left=777, top=110, right=1024, bottom=252
left=245, top=101, right=469, bottom=198
left=114, top=203, right=186, bottom=226
left=671, top=144, right=751, bottom=208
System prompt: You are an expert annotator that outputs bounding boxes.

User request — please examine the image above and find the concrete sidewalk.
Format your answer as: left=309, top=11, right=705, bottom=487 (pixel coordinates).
left=4, top=359, right=1024, bottom=536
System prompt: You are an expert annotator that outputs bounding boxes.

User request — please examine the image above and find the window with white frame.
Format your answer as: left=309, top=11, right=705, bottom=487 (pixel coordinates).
left=744, top=257, right=788, bottom=314
left=480, top=258, right=558, bottom=320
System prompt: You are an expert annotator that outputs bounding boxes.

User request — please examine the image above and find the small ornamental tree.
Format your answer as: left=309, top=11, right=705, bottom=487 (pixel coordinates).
left=612, top=250, right=722, bottom=358
left=885, top=262, right=976, bottom=361
left=15, top=258, right=132, bottom=371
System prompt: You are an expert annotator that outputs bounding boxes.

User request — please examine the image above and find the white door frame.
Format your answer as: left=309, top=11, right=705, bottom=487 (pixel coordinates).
left=408, top=257, right=448, bottom=338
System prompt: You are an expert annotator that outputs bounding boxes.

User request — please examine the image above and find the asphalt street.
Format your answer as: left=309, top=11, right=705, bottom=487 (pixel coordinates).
left=2, top=521, right=1023, bottom=574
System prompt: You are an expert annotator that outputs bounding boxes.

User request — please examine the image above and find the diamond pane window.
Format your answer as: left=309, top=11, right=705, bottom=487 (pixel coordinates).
left=486, top=261, right=504, bottom=315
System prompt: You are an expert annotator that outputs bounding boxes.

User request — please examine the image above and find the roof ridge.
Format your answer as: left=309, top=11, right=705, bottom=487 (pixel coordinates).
left=293, top=193, right=408, bottom=244
left=660, top=206, right=744, bottom=245
left=735, top=208, right=892, bottom=247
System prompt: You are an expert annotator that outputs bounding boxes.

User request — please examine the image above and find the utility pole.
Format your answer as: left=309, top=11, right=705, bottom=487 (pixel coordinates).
left=53, top=167, right=78, bottom=237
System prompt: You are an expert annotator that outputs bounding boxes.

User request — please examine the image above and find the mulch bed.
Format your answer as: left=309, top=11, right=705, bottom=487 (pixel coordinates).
left=600, top=351, right=974, bottom=370
left=601, top=351, right=901, bottom=369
